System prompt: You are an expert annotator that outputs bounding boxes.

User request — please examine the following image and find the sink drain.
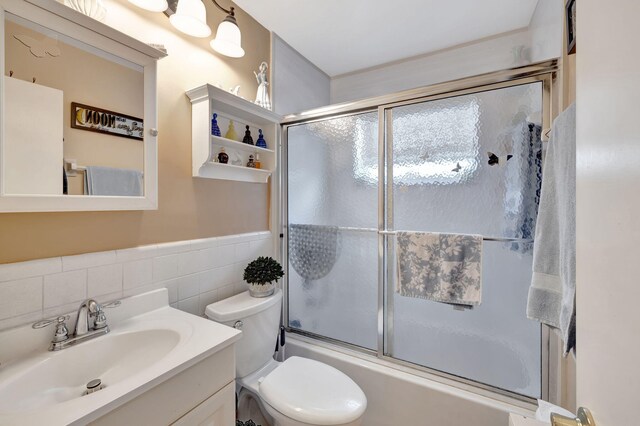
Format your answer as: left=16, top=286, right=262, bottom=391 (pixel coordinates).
left=84, top=379, right=105, bottom=395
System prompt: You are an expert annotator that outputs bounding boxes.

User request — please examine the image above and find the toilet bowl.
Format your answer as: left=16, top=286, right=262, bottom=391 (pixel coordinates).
left=205, top=289, right=366, bottom=426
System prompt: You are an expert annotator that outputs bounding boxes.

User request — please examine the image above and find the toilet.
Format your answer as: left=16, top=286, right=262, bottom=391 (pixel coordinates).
left=205, top=288, right=367, bottom=426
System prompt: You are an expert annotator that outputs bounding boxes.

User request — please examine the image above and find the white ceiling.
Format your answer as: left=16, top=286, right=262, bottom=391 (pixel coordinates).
left=233, top=0, right=540, bottom=77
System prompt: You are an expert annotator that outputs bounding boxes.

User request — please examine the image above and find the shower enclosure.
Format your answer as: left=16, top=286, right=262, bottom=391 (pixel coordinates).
left=282, top=63, right=556, bottom=401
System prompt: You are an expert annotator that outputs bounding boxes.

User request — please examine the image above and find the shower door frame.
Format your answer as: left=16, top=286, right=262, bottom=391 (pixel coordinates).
left=280, top=60, right=558, bottom=406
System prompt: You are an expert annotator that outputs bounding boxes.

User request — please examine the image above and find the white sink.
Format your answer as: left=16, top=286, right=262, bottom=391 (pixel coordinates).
left=0, top=328, right=180, bottom=413
left=0, top=289, right=241, bottom=425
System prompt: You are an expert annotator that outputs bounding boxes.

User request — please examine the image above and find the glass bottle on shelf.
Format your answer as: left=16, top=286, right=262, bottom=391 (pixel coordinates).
left=254, top=153, right=261, bottom=169
left=211, top=113, right=221, bottom=137
left=225, top=120, right=238, bottom=141
left=218, top=147, right=229, bottom=164
left=255, top=129, right=267, bottom=148
left=242, top=125, right=254, bottom=145
left=246, top=154, right=256, bottom=168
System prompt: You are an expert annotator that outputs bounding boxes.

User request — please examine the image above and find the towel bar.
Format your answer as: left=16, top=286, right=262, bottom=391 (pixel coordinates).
left=327, top=226, right=533, bottom=244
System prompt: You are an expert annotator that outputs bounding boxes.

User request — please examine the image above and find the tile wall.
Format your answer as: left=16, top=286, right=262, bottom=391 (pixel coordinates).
left=0, top=232, right=274, bottom=331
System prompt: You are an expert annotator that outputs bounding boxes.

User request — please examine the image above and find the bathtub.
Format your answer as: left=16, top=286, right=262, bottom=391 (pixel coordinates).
left=283, top=334, right=536, bottom=426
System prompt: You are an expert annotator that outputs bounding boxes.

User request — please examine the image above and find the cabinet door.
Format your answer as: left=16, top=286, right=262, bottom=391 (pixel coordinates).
left=172, top=381, right=235, bottom=426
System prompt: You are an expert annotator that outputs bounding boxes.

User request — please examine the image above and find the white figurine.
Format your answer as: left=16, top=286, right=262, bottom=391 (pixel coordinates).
left=253, top=61, right=271, bottom=110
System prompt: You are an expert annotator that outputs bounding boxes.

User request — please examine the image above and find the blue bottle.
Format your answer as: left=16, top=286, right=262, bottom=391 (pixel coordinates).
left=255, top=129, right=267, bottom=148
left=211, top=113, right=221, bottom=137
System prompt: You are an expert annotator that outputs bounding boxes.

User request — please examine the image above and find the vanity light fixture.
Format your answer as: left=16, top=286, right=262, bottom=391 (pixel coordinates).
left=209, top=1, right=245, bottom=58
left=127, top=0, right=168, bottom=13
left=169, top=0, right=212, bottom=38
left=131, top=0, right=244, bottom=57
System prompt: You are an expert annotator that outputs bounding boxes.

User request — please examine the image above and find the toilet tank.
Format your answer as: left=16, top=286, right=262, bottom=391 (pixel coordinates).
left=205, top=289, right=282, bottom=378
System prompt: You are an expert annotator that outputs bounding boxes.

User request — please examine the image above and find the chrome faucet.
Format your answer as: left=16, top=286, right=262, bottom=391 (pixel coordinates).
left=33, top=298, right=121, bottom=351
left=74, top=299, right=99, bottom=336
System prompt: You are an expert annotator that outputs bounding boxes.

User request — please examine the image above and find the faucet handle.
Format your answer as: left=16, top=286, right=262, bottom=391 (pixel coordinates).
left=101, top=300, right=121, bottom=309
left=32, top=315, right=70, bottom=329
left=93, top=300, right=121, bottom=330
left=32, top=315, right=70, bottom=343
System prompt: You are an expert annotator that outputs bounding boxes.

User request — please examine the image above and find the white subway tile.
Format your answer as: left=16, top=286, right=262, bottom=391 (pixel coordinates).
left=155, top=240, right=192, bottom=257
left=189, top=237, right=219, bottom=251
left=0, top=258, right=61, bottom=282
left=233, top=281, right=249, bottom=296
left=218, top=232, right=266, bottom=246
left=44, top=270, right=87, bottom=308
left=177, top=296, right=200, bottom=316
left=62, top=251, right=116, bottom=271
left=218, top=284, right=236, bottom=301
left=210, top=246, right=235, bottom=268
left=249, top=238, right=274, bottom=259
left=215, top=265, right=237, bottom=288
left=177, top=249, right=211, bottom=275
left=88, top=264, right=123, bottom=299
left=198, top=290, right=218, bottom=314
left=198, top=269, right=218, bottom=293
left=116, top=245, right=158, bottom=263
left=42, top=300, right=81, bottom=322
left=0, top=277, right=43, bottom=320
left=177, top=274, right=200, bottom=301
left=234, top=242, right=252, bottom=263
left=0, top=310, right=43, bottom=332
left=123, top=259, right=153, bottom=289
left=152, top=255, right=180, bottom=281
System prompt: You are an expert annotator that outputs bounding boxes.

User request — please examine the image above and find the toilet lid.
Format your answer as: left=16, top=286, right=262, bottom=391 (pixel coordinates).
left=259, top=356, right=366, bottom=425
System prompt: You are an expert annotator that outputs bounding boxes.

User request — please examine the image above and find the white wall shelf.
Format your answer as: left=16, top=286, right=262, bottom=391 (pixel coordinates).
left=186, top=84, right=281, bottom=183
left=211, top=135, right=275, bottom=155
left=198, top=162, right=272, bottom=183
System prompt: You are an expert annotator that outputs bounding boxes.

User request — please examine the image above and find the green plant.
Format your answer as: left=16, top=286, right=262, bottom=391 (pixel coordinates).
left=243, top=256, right=284, bottom=285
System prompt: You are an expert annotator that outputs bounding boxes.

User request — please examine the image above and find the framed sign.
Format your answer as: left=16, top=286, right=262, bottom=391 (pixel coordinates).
left=71, top=102, right=144, bottom=141
left=566, top=0, right=576, bottom=55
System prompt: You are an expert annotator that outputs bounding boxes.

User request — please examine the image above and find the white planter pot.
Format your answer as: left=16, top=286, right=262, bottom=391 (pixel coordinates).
left=248, top=282, right=275, bottom=298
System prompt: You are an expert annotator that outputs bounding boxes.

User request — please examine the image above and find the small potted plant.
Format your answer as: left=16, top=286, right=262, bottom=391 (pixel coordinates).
left=243, top=256, right=284, bottom=298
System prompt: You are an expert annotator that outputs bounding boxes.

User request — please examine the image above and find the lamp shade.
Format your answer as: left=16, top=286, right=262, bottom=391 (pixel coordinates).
left=127, top=0, right=168, bottom=13
left=169, top=0, right=212, bottom=38
left=210, top=19, right=245, bottom=58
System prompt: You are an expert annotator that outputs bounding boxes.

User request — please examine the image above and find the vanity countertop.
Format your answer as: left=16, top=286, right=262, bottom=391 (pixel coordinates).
left=0, top=289, right=241, bottom=425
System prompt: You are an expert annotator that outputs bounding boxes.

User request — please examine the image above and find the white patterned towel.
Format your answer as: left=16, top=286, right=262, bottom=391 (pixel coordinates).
left=396, top=232, right=483, bottom=307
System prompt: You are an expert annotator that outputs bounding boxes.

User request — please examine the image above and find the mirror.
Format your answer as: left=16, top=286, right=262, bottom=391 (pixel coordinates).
left=5, top=14, right=143, bottom=196
left=0, top=0, right=164, bottom=212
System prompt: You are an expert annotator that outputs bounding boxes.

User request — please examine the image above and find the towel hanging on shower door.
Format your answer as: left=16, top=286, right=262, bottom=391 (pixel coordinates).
left=396, top=231, right=483, bottom=307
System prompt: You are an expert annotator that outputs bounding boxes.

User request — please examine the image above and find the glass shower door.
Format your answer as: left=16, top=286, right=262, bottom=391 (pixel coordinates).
left=286, top=112, right=379, bottom=350
left=386, top=83, right=543, bottom=397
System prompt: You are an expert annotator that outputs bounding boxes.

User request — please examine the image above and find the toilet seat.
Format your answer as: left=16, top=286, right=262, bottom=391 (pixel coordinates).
left=258, top=356, right=366, bottom=426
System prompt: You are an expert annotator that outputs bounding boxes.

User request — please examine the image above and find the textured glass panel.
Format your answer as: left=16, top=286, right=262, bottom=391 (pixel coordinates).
left=390, top=83, right=543, bottom=397
left=287, top=112, right=378, bottom=350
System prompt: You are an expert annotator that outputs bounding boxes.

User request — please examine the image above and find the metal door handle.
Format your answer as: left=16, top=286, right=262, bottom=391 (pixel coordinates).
left=551, top=407, right=596, bottom=426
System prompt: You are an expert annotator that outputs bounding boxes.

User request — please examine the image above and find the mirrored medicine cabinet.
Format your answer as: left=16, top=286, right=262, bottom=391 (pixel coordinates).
left=0, top=0, right=165, bottom=212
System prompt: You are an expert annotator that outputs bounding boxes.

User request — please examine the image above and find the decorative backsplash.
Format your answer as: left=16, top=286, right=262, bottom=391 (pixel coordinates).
left=0, top=232, right=274, bottom=331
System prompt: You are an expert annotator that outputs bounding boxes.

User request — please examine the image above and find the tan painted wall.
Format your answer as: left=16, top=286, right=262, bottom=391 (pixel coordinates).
left=0, top=0, right=271, bottom=263
left=5, top=19, right=145, bottom=195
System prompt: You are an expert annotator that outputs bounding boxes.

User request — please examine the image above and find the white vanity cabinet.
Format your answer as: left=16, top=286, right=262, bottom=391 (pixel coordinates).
left=186, top=84, right=282, bottom=184
left=90, top=345, right=236, bottom=426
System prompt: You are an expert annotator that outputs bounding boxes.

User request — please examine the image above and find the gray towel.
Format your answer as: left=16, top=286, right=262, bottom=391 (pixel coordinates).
left=84, top=166, right=143, bottom=196
left=288, top=224, right=340, bottom=284
left=526, top=103, right=576, bottom=355
left=396, top=232, right=483, bottom=307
